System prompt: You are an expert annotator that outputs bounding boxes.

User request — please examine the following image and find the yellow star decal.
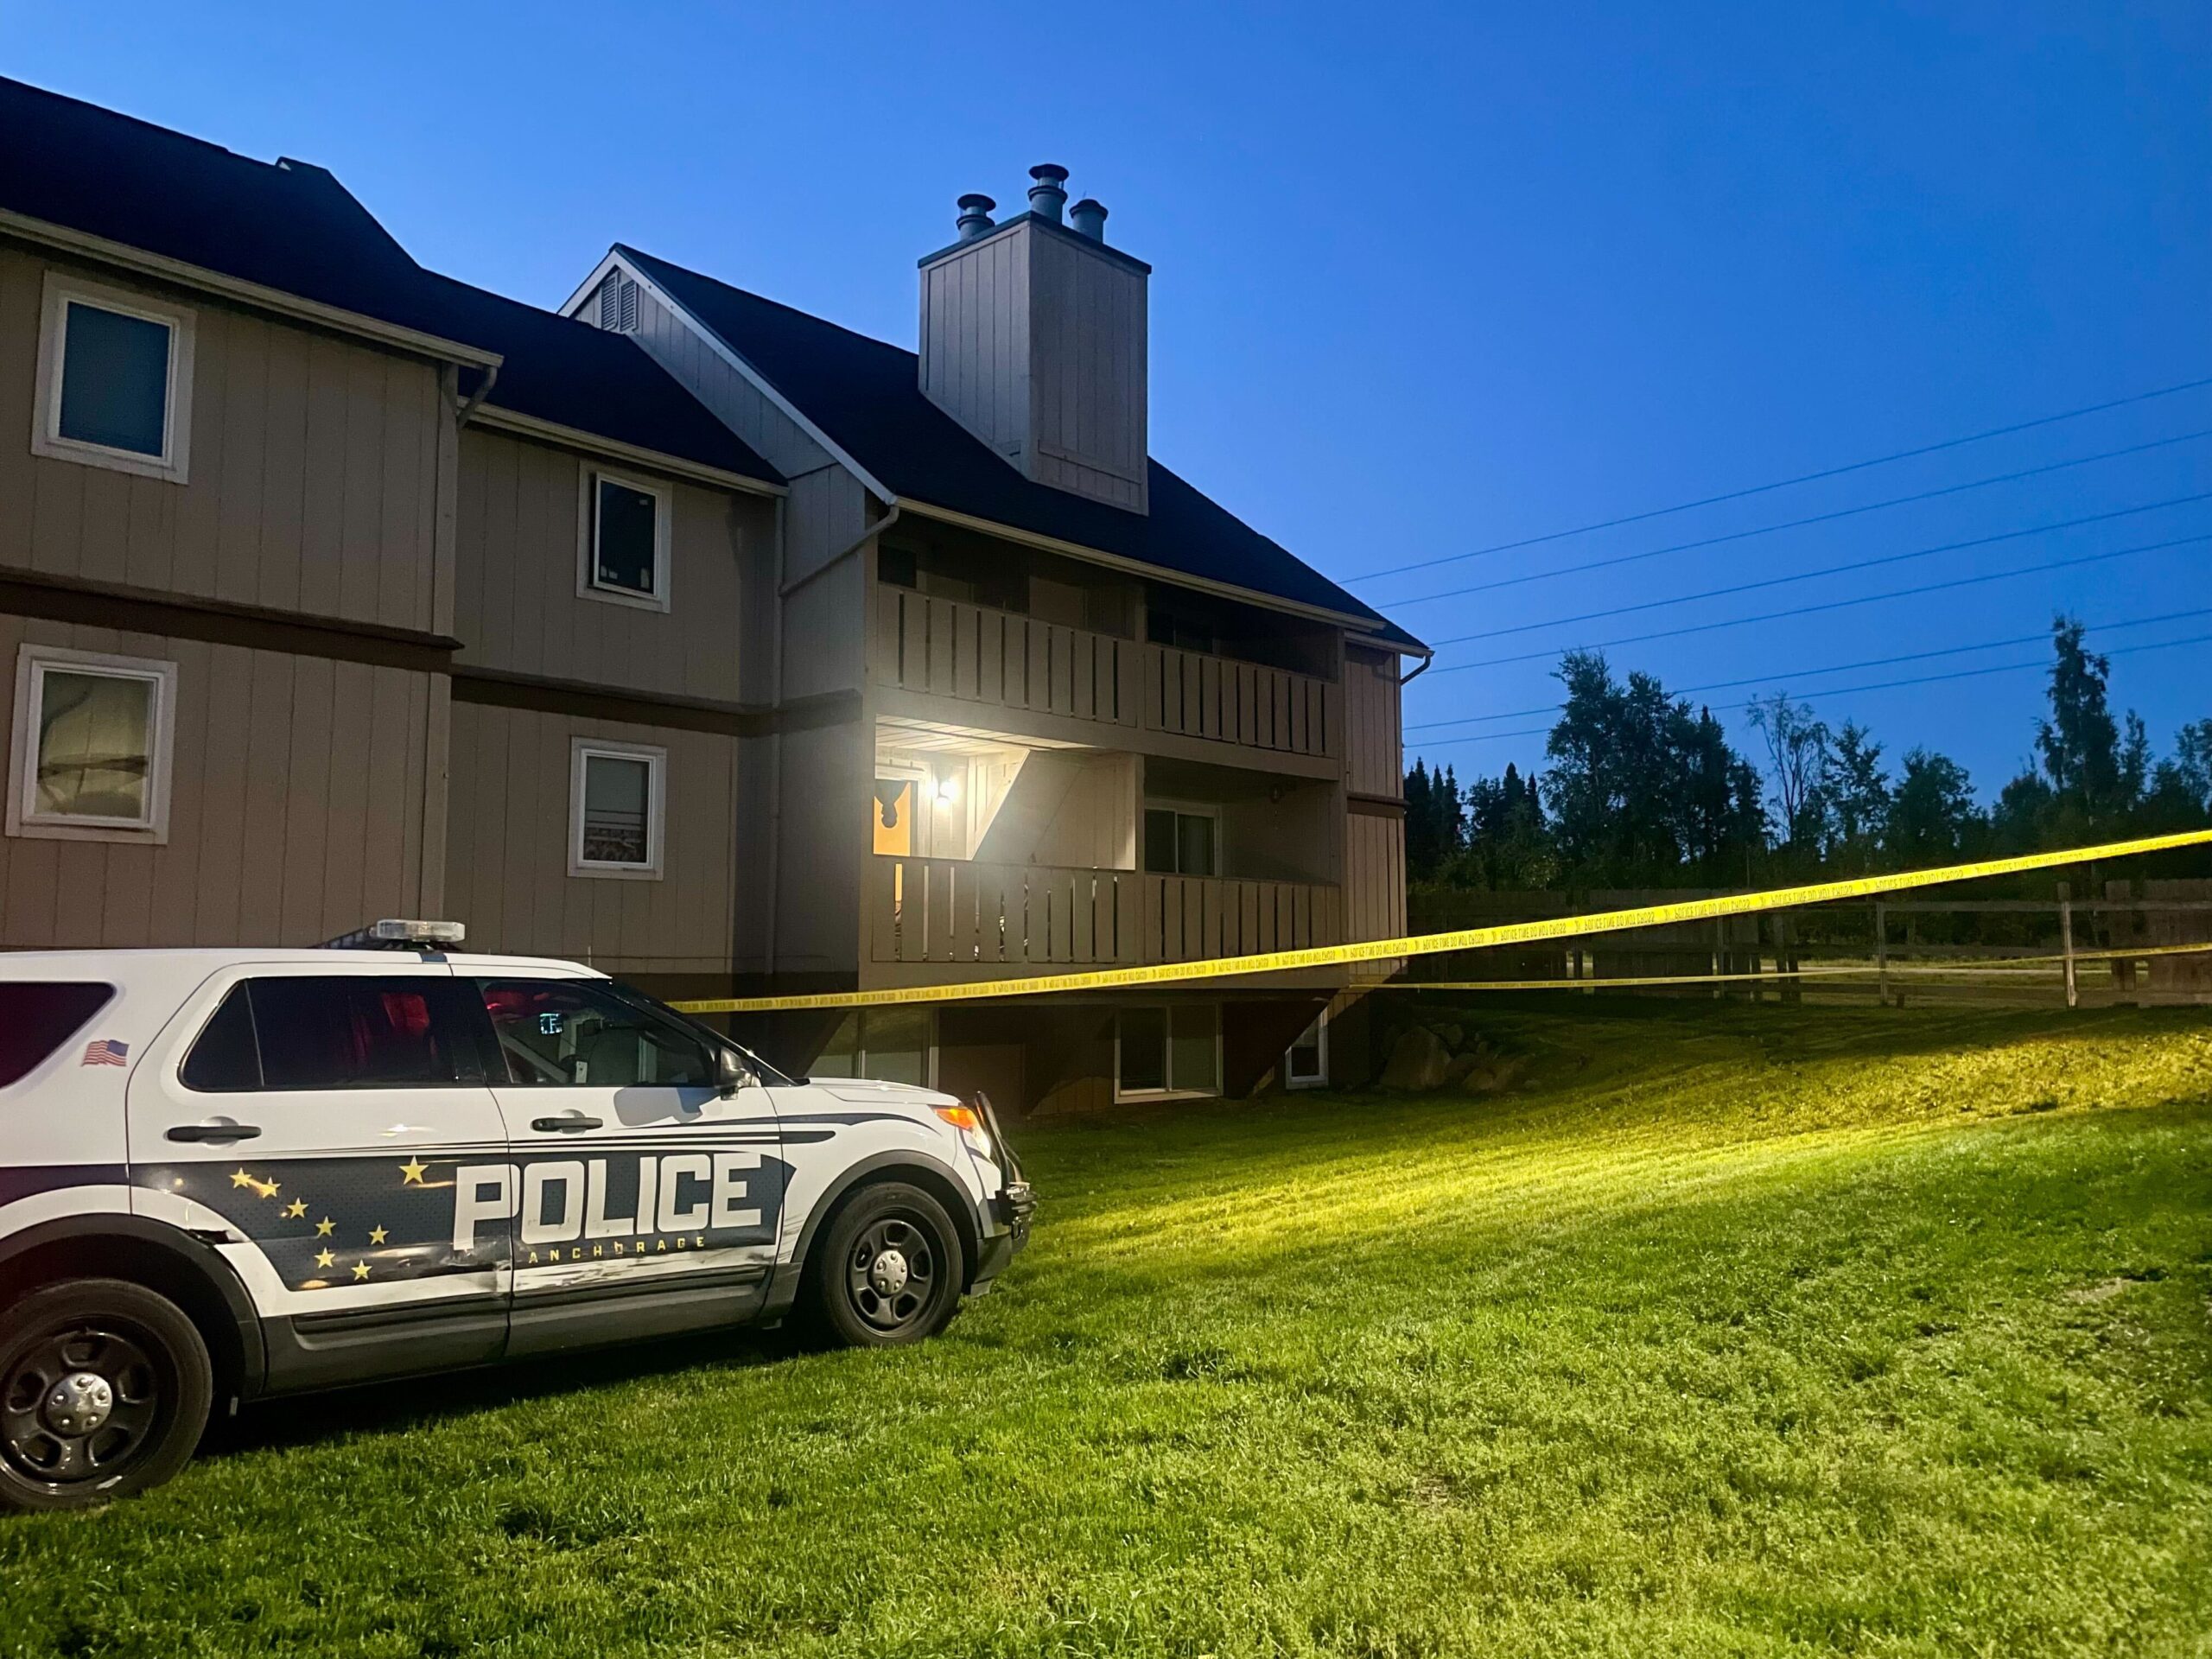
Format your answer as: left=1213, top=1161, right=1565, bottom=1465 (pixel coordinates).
left=283, top=1199, right=308, bottom=1219
left=315, top=1217, right=335, bottom=1237
left=315, top=1248, right=335, bottom=1269
left=351, top=1262, right=371, bottom=1281
left=230, top=1169, right=256, bottom=1190
left=367, top=1225, right=388, bottom=1245
left=398, top=1159, right=429, bottom=1185
left=252, top=1178, right=280, bottom=1199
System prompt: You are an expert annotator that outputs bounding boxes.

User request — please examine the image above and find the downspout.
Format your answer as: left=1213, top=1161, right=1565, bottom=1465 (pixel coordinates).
left=1397, top=649, right=1434, bottom=690
left=780, top=500, right=900, bottom=597
left=454, top=362, right=501, bottom=427
left=763, top=491, right=788, bottom=978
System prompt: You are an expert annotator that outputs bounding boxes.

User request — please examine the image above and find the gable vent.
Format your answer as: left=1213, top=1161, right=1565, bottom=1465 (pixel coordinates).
left=595, top=274, right=639, bottom=333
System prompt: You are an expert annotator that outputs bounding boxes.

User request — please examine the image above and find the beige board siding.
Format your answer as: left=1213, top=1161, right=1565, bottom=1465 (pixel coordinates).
left=1344, top=645, right=1403, bottom=799
left=0, top=612, right=437, bottom=948
left=1344, top=810, right=1407, bottom=944
left=0, top=245, right=446, bottom=632
left=918, top=228, right=1029, bottom=463
left=1026, top=228, right=1147, bottom=512
left=626, top=280, right=835, bottom=482
left=443, top=699, right=740, bottom=976
left=451, top=426, right=763, bottom=703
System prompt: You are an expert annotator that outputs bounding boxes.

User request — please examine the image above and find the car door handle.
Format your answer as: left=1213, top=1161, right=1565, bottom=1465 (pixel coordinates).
left=166, top=1120, right=261, bottom=1143
left=531, top=1114, right=602, bottom=1133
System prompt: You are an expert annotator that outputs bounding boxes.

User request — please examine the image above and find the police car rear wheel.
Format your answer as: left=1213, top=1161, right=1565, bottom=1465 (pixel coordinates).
left=0, top=1280, right=213, bottom=1512
left=810, top=1183, right=964, bottom=1347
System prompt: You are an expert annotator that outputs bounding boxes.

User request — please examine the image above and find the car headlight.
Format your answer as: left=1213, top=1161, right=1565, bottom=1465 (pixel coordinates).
left=931, top=1103, right=995, bottom=1161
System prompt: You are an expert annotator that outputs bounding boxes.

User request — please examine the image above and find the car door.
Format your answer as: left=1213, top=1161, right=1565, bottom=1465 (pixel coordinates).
left=125, top=963, right=513, bottom=1389
left=465, top=972, right=785, bottom=1356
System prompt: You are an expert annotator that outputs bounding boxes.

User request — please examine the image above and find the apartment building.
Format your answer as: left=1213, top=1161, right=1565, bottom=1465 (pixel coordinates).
left=0, top=82, right=1424, bottom=1109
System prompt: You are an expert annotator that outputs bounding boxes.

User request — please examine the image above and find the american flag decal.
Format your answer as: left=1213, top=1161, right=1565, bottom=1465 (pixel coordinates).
left=81, top=1039, right=130, bottom=1067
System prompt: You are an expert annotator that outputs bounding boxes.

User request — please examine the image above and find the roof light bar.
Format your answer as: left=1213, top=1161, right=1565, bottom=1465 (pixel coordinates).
left=319, top=918, right=467, bottom=950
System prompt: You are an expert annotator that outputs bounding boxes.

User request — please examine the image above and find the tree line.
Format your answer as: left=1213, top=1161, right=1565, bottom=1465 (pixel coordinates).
left=1404, top=619, right=2212, bottom=890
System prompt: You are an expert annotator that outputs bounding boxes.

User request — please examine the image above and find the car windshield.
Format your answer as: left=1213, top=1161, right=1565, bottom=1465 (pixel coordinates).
left=603, top=981, right=798, bottom=1088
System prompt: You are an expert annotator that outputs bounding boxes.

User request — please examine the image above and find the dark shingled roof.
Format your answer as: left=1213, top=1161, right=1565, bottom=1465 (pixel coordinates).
left=0, top=76, right=779, bottom=487
left=616, top=245, right=1424, bottom=652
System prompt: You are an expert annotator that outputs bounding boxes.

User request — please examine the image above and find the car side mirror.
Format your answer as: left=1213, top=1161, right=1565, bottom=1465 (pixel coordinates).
left=714, top=1046, right=753, bottom=1097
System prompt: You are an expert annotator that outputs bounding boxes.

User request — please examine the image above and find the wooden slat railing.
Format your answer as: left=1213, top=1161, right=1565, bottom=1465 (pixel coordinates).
left=1142, top=874, right=1344, bottom=963
left=870, top=588, right=1137, bottom=727
left=869, top=586, right=1336, bottom=760
left=869, top=857, right=1341, bottom=969
left=1142, top=643, right=1332, bottom=758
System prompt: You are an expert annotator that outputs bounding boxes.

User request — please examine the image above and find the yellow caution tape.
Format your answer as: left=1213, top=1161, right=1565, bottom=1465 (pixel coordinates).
left=672, top=828, right=2212, bottom=1014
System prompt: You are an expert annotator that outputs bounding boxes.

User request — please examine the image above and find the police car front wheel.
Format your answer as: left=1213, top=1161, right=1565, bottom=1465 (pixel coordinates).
left=0, top=1280, right=213, bottom=1512
left=807, top=1182, right=965, bottom=1347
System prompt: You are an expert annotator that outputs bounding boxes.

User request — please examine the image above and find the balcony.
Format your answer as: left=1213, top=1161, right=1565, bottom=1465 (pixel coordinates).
left=867, top=855, right=1343, bottom=970
left=870, top=586, right=1335, bottom=761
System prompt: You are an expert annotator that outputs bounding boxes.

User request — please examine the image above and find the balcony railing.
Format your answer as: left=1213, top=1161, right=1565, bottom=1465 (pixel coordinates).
left=868, top=856, right=1342, bottom=969
left=871, top=588, right=1137, bottom=727
left=871, top=587, right=1333, bottom=759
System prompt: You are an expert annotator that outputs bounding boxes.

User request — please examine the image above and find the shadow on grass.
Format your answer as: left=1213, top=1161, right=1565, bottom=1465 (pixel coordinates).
left=200, top=1323, right=807, bottom=1460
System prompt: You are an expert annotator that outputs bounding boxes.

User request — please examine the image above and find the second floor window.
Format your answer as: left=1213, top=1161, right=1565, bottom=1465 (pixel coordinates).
left=580, top=469, right=670, bottom=609
left=35, top=276, right=194, bottom=482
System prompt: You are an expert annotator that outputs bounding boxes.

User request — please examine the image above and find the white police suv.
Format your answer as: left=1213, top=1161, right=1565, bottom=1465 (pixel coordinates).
left=0, top=922, right=1031, bottom=1510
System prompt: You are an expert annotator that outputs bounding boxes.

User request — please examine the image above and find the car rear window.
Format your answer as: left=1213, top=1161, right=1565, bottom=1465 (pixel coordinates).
left=0, top=982, right=118, bottom=1088
left=182, top=976, right=476, bottom=1092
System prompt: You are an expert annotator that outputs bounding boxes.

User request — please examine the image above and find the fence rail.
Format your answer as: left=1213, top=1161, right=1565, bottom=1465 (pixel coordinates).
left=1402, top=879, right=2212, bottom=1007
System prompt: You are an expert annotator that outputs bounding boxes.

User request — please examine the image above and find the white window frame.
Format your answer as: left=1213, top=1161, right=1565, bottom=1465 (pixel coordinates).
left=575, top=463, right=672, bottom=613
left=569, top=738, right=666, bottom=880
left=1143, top=799, right=1224, bottom=877
left=32, top=273, right=196, bottom=484
left=1113, top=1003, right=1223, bottom=1103
left=7, top=644, right=178, bottom=844
left=1285, top=1008, right=1329, bottom=1090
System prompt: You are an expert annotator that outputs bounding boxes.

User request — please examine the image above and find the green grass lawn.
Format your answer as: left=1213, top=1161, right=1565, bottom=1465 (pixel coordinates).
left=5, top=1002, right=2210, bottom=1658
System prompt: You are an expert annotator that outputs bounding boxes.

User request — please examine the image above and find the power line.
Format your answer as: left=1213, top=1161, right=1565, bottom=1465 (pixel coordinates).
left=1376, top=429, right=2212, bottom=608
left=1427, top=531, right=2212, bottom=673
left=1405, top=606, right=2212, bottom=733
left=1344, top=372, right=2212, bottom=585
left=1429, top=493, right=2212, bottom=647
left=1410, top=630, right=2212, bottom=750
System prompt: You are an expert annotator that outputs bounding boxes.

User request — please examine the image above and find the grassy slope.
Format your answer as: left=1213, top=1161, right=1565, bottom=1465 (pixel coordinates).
left=3, top=1003, right=2209, bottom=1658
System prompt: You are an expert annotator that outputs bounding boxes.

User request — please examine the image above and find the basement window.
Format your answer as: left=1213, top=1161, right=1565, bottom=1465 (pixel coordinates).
left=8, top=645, right=177, bottom=844
left=35, top=275, right=194, bottom=482
left=809, top=1007, right=933, bottom=1088
left=569, top=740, right=665, bottom=878
left=578, top=467, right=671, bottom=610
left=1116, top=1003, right=1220, bottom=1101
left=1285, top=1010, right=1328, bottom=1090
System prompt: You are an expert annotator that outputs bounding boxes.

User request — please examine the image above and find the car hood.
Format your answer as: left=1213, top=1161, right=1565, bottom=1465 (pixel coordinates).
left=807, top=1078, right=963, bottom=1113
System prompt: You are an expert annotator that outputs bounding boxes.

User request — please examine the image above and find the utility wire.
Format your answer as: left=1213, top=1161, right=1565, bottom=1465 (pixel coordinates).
left=1412, top=630, right=2212, bottom=749
left=1429, top=493, right=2212, bottom=648
left=1426, top=532, right=2212, bottom=673
left=1405, top=606, right=2212, bottom=733
left=1377, top=429, right=2212, bottom=608
left=1345, top=372, right=2212, bottom=585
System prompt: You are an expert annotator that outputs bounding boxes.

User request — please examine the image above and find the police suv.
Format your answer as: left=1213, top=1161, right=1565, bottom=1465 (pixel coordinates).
left=0, top=922, right=1031, bottom=1510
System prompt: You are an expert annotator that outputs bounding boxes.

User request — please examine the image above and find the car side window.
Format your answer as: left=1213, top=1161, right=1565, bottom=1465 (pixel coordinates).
left=181, top=976, right=478, bottom=1091
left=475, top=979, right=714, bottom=1088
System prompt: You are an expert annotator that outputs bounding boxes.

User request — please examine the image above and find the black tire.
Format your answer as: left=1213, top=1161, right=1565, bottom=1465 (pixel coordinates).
left=0, top=1278, right=213, bottom=1512
left=803, top=1182, right=966, bottom=1348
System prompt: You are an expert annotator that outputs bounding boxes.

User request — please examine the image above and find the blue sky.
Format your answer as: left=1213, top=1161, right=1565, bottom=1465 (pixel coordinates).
left=13, top=2, right=2209, bottom=798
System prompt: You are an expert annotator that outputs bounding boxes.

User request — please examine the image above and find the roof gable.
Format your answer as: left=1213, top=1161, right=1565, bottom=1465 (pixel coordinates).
left=612, top=244, right=1423, bottom=649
